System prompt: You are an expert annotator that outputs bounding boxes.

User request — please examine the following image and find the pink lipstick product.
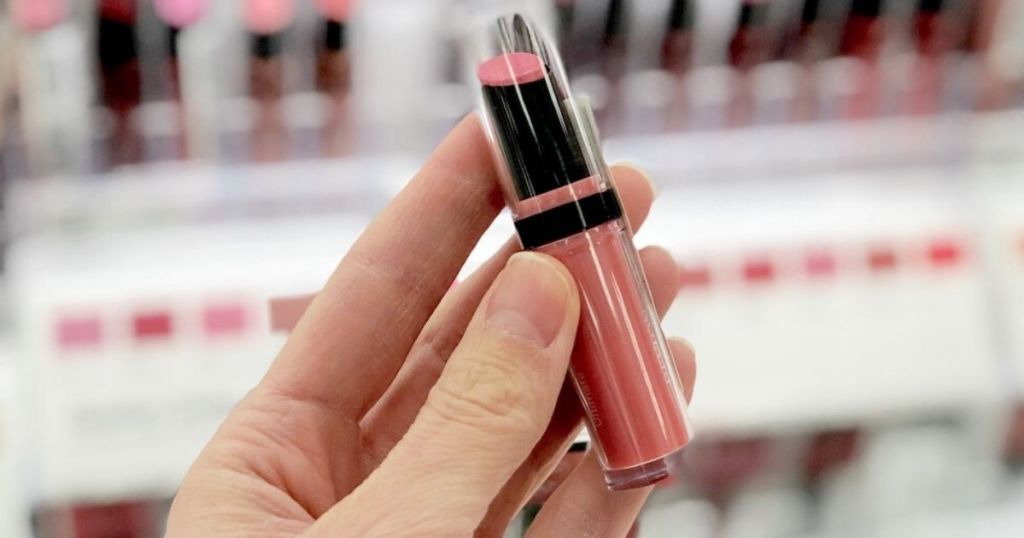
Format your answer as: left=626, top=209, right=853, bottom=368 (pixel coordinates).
left=839, top=0, right=886, bottom=118
left=10, top=0, right=67, bottom=32
left=245, top=0, right=295, bottom=162
left=472, top=14, right=692, bottom=490
left=11, top=0, right=93, bottom=177
left=314, top=0, right=355, bottom=157
left=153, top=0, right=210, bottom=160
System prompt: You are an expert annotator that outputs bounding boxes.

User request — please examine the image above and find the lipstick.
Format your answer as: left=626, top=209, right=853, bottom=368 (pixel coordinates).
left=554, top=0, right=576, bottom=47
left=593, top=0, right=629, bottom=135
left=10, top=0, right=93, bottom=177
left=153, top=0, right=210, bottom=160
left=787, top=0, right=832, bottom=122
left=314, top=0, right=355, bottom=157
left=839, top=0, right=886, bottom=118
left=661, top=0, right=694, bottom=76
left=97, top=0, right=143, bottom=166
left=904, top=0, right=954, bottom=115
left=728, top=0, right=772, bottom=126
left=244, top=0, right=295, bottom=162
left=472, top=14, right=692, bottom=490
left=9, top=0, right=67, bottom=32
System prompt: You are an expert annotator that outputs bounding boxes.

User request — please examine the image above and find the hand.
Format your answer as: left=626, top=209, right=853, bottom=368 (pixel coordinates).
left=165, top=116, right=696, bottom=537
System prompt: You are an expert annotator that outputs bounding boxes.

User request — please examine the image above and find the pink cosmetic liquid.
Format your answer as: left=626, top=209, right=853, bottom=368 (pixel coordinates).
left=475, top=15, right=692, bottom=489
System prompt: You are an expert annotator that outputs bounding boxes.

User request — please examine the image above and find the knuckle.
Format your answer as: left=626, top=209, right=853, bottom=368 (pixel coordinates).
left=427, top=350, right=542, bottom=436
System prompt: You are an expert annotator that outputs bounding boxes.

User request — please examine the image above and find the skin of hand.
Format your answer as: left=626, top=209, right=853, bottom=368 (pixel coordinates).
left=165, top=115, right=696, bottom=538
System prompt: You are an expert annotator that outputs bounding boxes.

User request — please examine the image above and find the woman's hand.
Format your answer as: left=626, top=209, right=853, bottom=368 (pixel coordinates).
left=165, top=116, right=696, bottom=537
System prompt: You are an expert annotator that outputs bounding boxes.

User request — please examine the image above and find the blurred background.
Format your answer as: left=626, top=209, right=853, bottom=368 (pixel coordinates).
left=0, top=0, right=1023, bottom=536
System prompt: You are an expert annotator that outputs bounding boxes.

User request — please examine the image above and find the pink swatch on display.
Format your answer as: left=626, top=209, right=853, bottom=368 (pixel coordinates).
left=805, top=249, right=837, bottom=278
left=679, top=264, right=712, bottom=290
left=269, top=294, right=315, bottom=333
left=927, top=239, right=962, bottom=267
left=154, top=0, right=209, bottom=28
left=56, top=315, right=103, bottom=351
left=10, top=0, right=67, bottom=31
left=742, top=257, right=775, bottom=284
left=204, top=304, right=249, bottom=337
left=867, top=246, right=898, bottom=272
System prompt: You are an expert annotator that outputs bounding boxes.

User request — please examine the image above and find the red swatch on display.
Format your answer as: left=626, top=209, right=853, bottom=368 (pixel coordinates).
left=133, top=312, right=173, bottom=341
left=867, top=246, right=898, bottom=272
left=927, top=239, right=963, bottom=267
left=742, top=258, right=775, bottom=284
left=804, top=250, right=837, bottom=278
left=203, top=304, right=248, bottom=337
left=72, top=501, right=152, bottom=538
left=679, top=264, right=712, bottom=290
left=56, top=315, right=103, bottom=351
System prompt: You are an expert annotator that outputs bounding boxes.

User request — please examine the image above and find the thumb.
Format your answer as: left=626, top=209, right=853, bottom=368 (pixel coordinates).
left=311, top=252, right=580, bottom=537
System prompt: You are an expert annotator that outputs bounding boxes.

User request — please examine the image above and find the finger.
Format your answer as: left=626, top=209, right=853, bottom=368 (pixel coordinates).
left=361, top=164, right=658, bottom=461
left=671, top=337, right=697, bottom=403
left=262, top=115, right=504, bottom=418
left=526, top=339, right=696, bottom=538
left=639, top=246, right=681, bottom=317
left=312, top=253, right=580, bottom=536
left=527, top=446, right=588, bottom=506
left=475, top=333, right=693, bottom=536
left=525, top=451, right=648, bottom=538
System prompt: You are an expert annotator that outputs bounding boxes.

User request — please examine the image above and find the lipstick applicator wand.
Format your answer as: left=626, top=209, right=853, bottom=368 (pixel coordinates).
left=472, top=14, right=692, bottom=490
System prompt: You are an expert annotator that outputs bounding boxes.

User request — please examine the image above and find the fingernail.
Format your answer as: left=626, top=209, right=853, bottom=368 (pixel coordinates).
left=486, top=252, right=573, bottom=347
left=669, top=336, right=696, bottom=357
left=619, top=162, right=657, bottom=198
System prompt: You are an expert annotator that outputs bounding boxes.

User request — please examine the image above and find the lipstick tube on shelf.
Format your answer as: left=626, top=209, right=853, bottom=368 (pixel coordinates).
left=973, top=0, right=1023, bottom=110
left=153, top=0, right=210, bottom=160
left=594, top=0, right=629, bottom=136
left=471, top=14, right=692, bottom=490
left=660, top=0, right=696, bottom=131
left=727, top=0, right=772, bottom=126
left=838, top=0, right=887, bottom=119
left=244, top=0, right=296, bottom=162
left=661, top=0, right=695, bottom=76
left=786, top=0, right=833, bottom=123
left=900, top=0, right=956, bottom=115
left=11, top=0, right=93, bottom=178
left=314, top=0, right=355, bottom=157
left=97, top=0, right=143, bottom=167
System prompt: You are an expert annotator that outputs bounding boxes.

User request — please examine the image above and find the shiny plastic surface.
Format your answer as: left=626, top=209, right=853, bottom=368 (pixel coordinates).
left=471, top=13, right=693, bottom=489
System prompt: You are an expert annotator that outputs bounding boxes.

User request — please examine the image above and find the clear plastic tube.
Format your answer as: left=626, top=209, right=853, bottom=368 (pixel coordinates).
left=467, top=13, right=693, bottom=490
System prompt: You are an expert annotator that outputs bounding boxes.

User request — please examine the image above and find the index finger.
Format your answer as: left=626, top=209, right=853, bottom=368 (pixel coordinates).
left=263, top=115, right=505, bottom=418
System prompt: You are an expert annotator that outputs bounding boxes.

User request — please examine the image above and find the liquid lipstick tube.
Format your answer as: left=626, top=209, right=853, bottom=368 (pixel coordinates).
left=470, top=14, right=692, bottom=490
